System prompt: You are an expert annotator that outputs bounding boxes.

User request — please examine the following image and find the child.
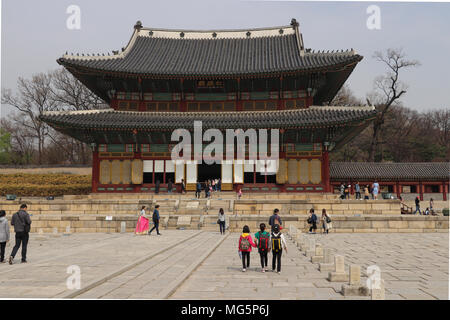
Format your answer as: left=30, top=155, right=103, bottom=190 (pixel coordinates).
left=254, top=223, right=271, bottom=272
left=270, top=224, right=287, bottom=274
left=308, top=208, right=318, bottom=234
left=238, top=225, right=256, bottom=272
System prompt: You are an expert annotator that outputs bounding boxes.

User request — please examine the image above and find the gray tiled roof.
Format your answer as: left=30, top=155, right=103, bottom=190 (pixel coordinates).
left=58, top=25, right=362, bottom=77
left=41, top=106, right=377, bottom=131
left=330, top=162, right=450, bottom=181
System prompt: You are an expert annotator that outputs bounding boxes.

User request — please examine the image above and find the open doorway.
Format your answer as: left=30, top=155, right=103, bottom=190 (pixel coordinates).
left=198, top=162, right=221, bottom=183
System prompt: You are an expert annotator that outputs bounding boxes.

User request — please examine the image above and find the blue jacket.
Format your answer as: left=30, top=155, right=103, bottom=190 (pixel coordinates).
left=152, top=209, right=160, bottom=222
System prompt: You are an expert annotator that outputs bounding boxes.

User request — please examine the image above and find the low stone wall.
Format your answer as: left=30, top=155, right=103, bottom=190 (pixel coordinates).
left=234, top=199, right=401, bottom=216
left=0, top=197, right=402, bottom=217
left=1, top=214, right=447, bottom=234
left=228, top=215, right=449, bottom=233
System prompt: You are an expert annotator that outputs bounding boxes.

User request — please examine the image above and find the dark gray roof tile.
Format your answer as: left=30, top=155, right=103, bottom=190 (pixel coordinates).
left=330, top=162, right=450, bottom=181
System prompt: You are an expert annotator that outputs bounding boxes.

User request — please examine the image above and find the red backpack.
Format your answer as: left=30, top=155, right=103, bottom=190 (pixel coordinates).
left=258, top=232, right=269, bottom=252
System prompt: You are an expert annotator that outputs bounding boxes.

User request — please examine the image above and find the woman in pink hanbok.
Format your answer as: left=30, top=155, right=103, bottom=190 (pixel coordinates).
left=135, top=206, right=150, bottom=235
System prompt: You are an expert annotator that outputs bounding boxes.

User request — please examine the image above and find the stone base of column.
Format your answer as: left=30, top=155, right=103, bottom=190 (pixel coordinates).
left=311, top=255, right=324, bottom=263
left=319, top=263, right=335, bottom=272
left=328, top=272, right=349, bottom=282
left=341, top=284, right=370, bottom=296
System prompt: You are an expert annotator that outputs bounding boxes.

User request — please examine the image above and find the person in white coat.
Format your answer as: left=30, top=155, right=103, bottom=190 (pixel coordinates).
left=0, top=210, right=11, bottom=263
left=321, top=209, right=332, bottom=234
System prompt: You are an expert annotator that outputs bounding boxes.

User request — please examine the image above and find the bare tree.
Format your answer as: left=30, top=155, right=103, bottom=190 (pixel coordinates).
left=49, top=68, right=106, bottom=164
left=427, top=109, right=450, bottom=151
left=330, top=84, right=363, bottom=106
left=1, top=73, right=57, bottom=164
left=0, top=117, right=35, bottom=164
left=367, top=48, right=420, bottom=162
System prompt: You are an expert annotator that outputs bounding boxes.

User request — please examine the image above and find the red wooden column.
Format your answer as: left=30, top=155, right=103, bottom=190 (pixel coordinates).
left=322, top=150, right=331, bottom=193
left=395, top=182, right=401, bottom=199
left=419, top=182, right=423, bottom=201
left=444, top=182, right=448, bottom=201
left=92, top=148, right=99, bottom=192
left=236, top=78, right=243, bottom=111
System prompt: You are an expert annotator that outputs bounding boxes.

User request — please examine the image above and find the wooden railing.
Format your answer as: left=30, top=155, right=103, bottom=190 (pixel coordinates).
left=400, top=202, right=413, bottom=214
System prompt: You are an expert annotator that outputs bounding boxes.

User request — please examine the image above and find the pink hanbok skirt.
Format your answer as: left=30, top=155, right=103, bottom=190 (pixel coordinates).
left=135, top=216, right=150, bottom=235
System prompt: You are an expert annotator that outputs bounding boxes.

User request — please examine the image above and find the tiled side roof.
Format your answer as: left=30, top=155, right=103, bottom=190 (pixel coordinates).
left=330, top=162, right=450, bottom=181
left=57, top=23, right=362, bottom=77
left=40, top=106, right=377, bottom=131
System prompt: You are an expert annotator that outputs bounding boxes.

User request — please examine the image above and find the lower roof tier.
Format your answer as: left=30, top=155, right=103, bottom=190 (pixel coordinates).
left=41, top=106, right=377, bottom=150
left=41, top=106, right=376, bottom=130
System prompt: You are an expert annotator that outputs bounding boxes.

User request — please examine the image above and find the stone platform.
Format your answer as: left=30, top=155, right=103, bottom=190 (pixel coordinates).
left=0, top=192, right=447, bottom=234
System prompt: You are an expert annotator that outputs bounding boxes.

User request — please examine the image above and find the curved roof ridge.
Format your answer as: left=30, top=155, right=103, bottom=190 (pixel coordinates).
left=310, top=105, right=375, bottom=111
left=42, top=109, right=114, bottom=116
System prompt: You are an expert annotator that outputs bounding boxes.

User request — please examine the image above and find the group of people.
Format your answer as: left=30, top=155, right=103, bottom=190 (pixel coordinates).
left=238, top=211, right=288, bottom=275
left=339, top=181, right=380, bottom=200
left=413, top=197, right=436, bottom=215
left=195, top=179, right=222, bottom=199
left=306, top=208, right=332, bottom=234
left=0, top=204, right=32, bottom=265
left=154, top=179, right=173, bottom=194
left=236, top=207, right=332, bottom=274
left=135, top=205, right=162, bottom=235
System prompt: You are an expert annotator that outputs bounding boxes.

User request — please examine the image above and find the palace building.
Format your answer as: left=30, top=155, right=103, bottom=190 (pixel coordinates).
left=41, top=19, right=378, bottom=193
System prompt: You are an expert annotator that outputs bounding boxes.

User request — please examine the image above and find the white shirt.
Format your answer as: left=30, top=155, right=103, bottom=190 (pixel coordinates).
left=269, top=232, right=287, bottom=250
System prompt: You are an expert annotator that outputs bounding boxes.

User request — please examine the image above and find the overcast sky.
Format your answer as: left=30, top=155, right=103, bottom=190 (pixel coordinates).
left=1, top=0, right=449, bottom=117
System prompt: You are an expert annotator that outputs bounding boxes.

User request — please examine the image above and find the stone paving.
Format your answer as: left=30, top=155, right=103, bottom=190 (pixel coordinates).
left=0, top=231, right=447, bottom=300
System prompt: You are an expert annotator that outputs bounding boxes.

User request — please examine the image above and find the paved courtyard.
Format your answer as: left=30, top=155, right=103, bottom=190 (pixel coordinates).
left=0, top=231, right=447, bottom=300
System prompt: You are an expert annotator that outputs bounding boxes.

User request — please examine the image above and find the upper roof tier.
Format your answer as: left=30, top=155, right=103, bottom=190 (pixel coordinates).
left=58, top=19, right=362, bottom=78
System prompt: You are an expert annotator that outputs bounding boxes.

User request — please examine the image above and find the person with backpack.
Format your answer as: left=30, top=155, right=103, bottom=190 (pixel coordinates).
left=268, top=208, right=282, bottom=232
left=254, top=223, right=271, bottom=272
left=148, top=204, right=161, bottom=235
left=321, top=209, right=332, bottom=234
left=414, top=196, right=421, bottom=215
left=9, top=204, right=31, bottom=264
left=0, top=210, right=10, bottom=263
left=270, top=224, right=287, bottom=274
left=307, top=208, right=317, bottom=234
left=238, top=225, right=256, bottom=272
left=339, top=183, right=345, bottom=199
left=195, top=181, right=201, bottom=199
left=218, top=208, right=226, bottom=235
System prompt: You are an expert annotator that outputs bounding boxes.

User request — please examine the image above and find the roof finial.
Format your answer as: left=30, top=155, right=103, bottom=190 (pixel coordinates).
left=290, top=18, right=299, bottom=27
left=134, top=20, right=143, bottom=30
